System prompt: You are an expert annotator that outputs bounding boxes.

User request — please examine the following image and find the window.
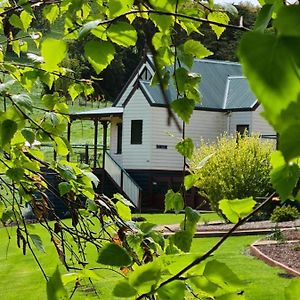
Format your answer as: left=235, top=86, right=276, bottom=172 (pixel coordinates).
left=236, top=124, right=249, bottom=135
left=131, top=120, right=143, bottom=144
left=116, top=123, right=122, bottom=154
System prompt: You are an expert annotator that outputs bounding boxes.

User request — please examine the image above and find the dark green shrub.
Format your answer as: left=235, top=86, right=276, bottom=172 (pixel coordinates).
left=270, top=205, right=299, bottom=223
left=189, top=134, right=273, bottom=215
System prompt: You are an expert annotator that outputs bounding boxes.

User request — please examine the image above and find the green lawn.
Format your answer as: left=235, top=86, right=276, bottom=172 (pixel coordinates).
left=134, top=212, right=221, bottom=225
left=0, top=221, right=292, bottom=300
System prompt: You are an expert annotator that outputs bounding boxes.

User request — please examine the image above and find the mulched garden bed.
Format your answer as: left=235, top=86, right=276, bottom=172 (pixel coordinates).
left=255, top=229, right=300, bottom=274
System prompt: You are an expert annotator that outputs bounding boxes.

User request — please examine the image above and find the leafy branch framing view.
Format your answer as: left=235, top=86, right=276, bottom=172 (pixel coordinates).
left=0, top=0, right=299, bottom=299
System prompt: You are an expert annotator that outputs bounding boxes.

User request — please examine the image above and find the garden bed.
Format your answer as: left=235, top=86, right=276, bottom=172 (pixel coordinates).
left=251, top=229, right=300, bottom=276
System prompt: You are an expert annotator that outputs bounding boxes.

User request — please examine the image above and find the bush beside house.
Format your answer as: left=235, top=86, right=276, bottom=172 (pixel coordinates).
left=189, top=134, right=274, bottom=217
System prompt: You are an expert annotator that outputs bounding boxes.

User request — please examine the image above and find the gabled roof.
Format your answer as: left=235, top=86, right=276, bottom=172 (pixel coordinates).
left=137, top=59, right=257, bottom=111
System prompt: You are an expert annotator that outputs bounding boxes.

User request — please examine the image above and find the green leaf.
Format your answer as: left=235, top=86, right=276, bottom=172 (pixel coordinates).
left=78, top=20, right=100, bottom=39
left=270, top=151, right=299, bottom=200
left=12, top=94, right=32, bottom=112
left=171, top=97, right=195, bottom=123
left=43, top=4, right=59, bottom=24
left=6, top=168, right=24, bottom=182
left=114, top=193, right=135, bottom=207
left=285, top=278, right=300, bottom=300
left=58, top=182, right=72, bottom=196
left=1, top=119, right=17, bottom=147
left=11, top=40, right=21, bottom=57
left=174, top=67, right=188, bottom=94
left=149, top=0, right=177, bottom=11
left=20, top=10, right=33, bottom=32
left=91, top=24, right=108, bottom=40
left=47, top=267, right=68, bottom=300
left=82, top=171, right=99, bottom=187
left=204, top=260, right=244, bottom=291
left=9, top=14, right=23, bottom=30
left=107, top=22, right=137, bottom=47
left=86, top=199, right=98, bottom=212
left=1, top=207, right=14, bottom=224
left=164, top=189, right=184, bottom=213
left=20, top=70, right=39, bottom=91
left=189, top=275, right=219, bottom=295
left=29, top=234, right=45, bottom=252
left=150, top=14, right=173, bottom=33
left=53, top=136, right=69, bottom=156
left=158, top=253, right=199, bottom=275
left=0, top=80, right=16, bottom=93
left=184, top=174, right=198, bottom=191
left=68, top=83, right=82, bottom=101
left=222, top=3, right=239, bottom=16
left=275, top=5, right=300, bottom=37
left=183, top=40, right=213, bottom=59
left=238, top=33, right=300, bottom=126
left=180, top=207, right=200, bottom=235
left=108, top=0, right=134, bottom=18
left=116, top=201, right=131, bottom=221
left=208, top=12, right=230, bottom=39
left=280, top=129, right=300, bottom=162
left=219, top=197, right=256, bottom=224
left=21, top=128, right=35, bottom=144
left=41, top=39, right=67, bottom=72
left=139, top=222, right=156, bottom=234
left=176, top=138, right=194, bottom=159
left=97, top=243, right=132, bottom=266
left=254, top=4, right=273, bottom=32
left=157, top=280, right=186, bottom=300
left=170, top=230, right=193, bottom=253
left=152, top=32, right=170, bottom=51
left=84, top=40, right=115, bottom=74
left=216, top=294, right=246, bottom=300
left=57, top=164, right=76, bottom=181
left=42, top=93, right=60, bottom=110
left=113, top=280, right=137, bottom=298
left=128, top=261, right=161, bottom=294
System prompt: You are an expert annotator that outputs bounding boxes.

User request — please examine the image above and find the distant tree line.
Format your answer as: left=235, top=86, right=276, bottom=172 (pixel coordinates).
left=30, top=2, right=258, bottom=102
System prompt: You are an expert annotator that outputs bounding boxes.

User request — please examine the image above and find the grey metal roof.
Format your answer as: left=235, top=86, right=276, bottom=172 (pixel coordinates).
left=70, top=107, right=123, bottom=120
left=140, top=59, right=257, bottom=110
left=225, top=77, right=257, bottom=109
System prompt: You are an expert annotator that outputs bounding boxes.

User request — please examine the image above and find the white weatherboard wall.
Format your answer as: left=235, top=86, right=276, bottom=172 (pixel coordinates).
left=228, top=111, right=252, bottom=134
left=150, top=106, right=182, bottom=171
left=186, top=110, right=226, bottom=147
left=150, top=108, right=226, bottom=171
left=252, top=105, right=276, bottom=135
left=110, top=117, right=123, bottom=166
left=122, top=89, right=152, bottom=169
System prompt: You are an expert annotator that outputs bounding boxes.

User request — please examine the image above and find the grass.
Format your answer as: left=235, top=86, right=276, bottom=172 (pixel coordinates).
left=0, top=220, right=293, bottom=300
left=134, top=211, right=221, bottom=225
left=191, top=236, right=290, bottom=300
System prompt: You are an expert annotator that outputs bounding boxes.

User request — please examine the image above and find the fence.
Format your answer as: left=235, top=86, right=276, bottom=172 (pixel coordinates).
left=40, top=143, right=104, bottom=168
left=260, top=134, right=278, bottom=149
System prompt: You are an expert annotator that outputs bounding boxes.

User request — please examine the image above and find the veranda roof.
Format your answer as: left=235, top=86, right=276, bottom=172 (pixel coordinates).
left=70, top=107, right=123, bottom=121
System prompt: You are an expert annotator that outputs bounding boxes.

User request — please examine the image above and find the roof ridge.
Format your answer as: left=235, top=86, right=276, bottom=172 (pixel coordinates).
left=194, top=59, right=241, bottom=66
left=228, top=75, right=246, bottom=79
left=222, top=77, right=231, bottom=109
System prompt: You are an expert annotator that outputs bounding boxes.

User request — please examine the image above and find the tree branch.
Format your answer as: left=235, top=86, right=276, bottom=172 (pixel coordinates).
left=137, top=192, right=276, bottom=299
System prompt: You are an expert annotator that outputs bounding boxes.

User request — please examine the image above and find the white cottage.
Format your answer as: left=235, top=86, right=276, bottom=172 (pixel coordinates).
left=70, top=56, right=276, bottom=211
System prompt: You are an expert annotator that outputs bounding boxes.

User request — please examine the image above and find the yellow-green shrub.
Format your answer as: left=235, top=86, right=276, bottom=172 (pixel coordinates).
left=189, top=134, right=273, bottom=214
